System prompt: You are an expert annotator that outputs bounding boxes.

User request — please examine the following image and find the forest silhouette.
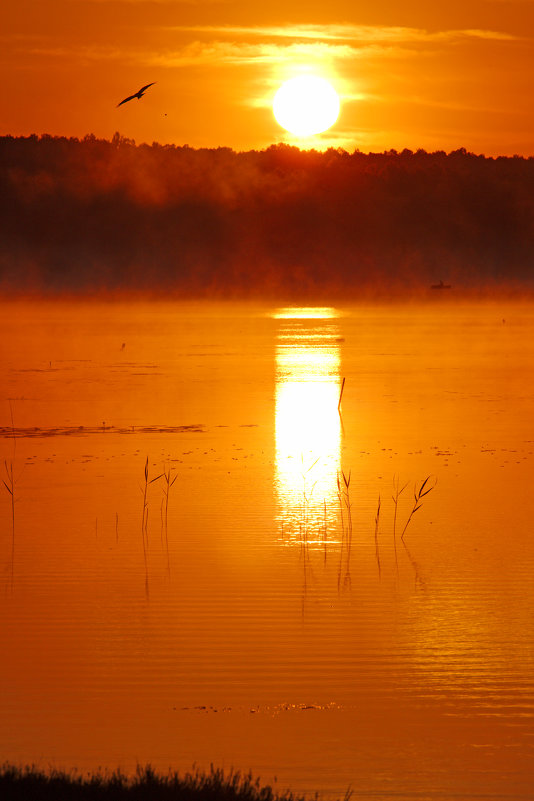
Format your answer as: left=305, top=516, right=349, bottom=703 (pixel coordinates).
left=1, top=133, right=533, bottom=298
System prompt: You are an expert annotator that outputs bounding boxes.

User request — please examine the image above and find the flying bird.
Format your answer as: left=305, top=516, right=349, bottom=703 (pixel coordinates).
left=117, top=82, right=156, bottom=107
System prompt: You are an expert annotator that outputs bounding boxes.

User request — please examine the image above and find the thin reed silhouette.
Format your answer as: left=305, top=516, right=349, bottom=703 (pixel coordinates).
left=338, top=376, right=346, bottom=412
left=140, top=457, right=163, bottom=597
left=392, top=475, right=408, bottom=544
left=338, top=469, right=353, bottom=541
left=3, top=459, right=15, bottom=589
left=298, top=455, right=320, bottom=551
left=374, top=494, right=381, bottom=577
left=3, top=403, right=19, bottom=591
left=337, top=469, right=353, bottom=591
left=161, top=463, right=177, bottom=574
left=401, top=475, right=437, bottom=540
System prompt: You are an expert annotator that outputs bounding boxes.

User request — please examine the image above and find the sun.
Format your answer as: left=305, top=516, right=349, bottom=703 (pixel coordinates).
left=273, top=75, right=340, bottom=137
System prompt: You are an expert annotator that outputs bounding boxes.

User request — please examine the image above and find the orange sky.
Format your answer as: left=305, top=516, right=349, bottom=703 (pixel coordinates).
left=2, top=0, right=534, bottom=155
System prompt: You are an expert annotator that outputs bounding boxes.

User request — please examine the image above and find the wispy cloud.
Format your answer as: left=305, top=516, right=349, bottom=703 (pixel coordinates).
left=150, top=40, right=363, bottom=68
left=166, top=23, right=521, bottom=44
left=23, top=38, right=407, bottom=71
left=18, top=21, right=522, bottom=69
left=148, top=24, right=522, bottom=78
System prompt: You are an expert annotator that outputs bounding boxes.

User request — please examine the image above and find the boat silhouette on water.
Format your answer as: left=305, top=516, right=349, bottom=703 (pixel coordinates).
left=430, top=280, right=452, bottom=289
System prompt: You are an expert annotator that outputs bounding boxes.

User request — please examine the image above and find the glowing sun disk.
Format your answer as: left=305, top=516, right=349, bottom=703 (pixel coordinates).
left=273, top=75, right=340, bottom=137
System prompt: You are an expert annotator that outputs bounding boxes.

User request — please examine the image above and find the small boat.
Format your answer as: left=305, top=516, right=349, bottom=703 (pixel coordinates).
left=430, top=280, right=451, bottom=290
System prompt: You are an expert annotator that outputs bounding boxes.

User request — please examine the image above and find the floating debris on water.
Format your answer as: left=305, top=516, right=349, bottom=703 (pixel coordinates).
left=0, top=424, right=205, bottom=438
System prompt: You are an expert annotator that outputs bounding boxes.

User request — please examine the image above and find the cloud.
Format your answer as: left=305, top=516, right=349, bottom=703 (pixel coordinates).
left=166, top=23, right=520, bottom=44
left=22, top=38, right=407, bottom=75
left=17, top=21, right=521, bottom=70
left=150, top=40, right=361, bottom=68
left=143, top=24, right=523, bottom=79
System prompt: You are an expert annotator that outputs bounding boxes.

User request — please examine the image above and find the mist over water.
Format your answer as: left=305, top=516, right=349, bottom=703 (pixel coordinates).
left=1, top=299, right=534, bottom=801
left=1, top=135, right=534, bottom=298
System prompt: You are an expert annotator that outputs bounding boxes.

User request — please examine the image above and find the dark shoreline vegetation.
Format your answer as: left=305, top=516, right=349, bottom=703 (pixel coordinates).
left=1, top=133, right=534, bottom=298
left=0, top=764, right=326, bottom=801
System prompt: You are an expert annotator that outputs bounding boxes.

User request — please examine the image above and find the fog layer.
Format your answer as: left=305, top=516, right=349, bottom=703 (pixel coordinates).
left=1, top=134, right=533, bottom=297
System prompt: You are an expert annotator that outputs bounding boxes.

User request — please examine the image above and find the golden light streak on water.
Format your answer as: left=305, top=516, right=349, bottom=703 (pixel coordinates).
left=273, top=308, right=342, bottom=543
left=272, top=307, right=339, bottom=320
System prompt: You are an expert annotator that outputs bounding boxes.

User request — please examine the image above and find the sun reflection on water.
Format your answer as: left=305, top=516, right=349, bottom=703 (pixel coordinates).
left=274, top=308, right=342, bottom=544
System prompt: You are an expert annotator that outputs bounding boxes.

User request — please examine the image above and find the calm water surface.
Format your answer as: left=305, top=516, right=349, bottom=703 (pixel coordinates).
left=1, top=300, right=534, bottom=800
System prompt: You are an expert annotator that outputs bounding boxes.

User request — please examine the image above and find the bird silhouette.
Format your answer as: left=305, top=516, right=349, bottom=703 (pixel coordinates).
left=117, top=82, right=156, bottom=107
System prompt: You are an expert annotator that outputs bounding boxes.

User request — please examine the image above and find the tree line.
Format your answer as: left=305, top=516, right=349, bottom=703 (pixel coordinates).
left=1, top=133, right=533, bottom=297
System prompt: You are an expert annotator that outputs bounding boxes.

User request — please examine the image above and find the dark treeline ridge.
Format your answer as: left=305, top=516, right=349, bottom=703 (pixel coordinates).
left=0, top=764, right=316, bottom=801
left=2, top=133, right=534, bottom=297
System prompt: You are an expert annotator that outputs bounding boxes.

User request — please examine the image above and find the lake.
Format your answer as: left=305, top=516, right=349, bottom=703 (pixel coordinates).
left=1, top=299, right=534, bottom=800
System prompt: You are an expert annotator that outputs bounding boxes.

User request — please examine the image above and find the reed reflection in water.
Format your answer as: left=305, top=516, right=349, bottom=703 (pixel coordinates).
left=273, top=308, right=342, bottom=549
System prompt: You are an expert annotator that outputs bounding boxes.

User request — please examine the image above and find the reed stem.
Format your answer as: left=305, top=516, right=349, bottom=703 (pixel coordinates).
left=374, top=494, right=381, bottom=577
left=401, top=475, right=437, bottom=540
left=338, top=377, right=346, bottom=412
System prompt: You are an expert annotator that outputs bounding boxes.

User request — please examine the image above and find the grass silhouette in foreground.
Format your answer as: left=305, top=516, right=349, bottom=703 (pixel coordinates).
left=0, top=765, right=334, bottom=801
